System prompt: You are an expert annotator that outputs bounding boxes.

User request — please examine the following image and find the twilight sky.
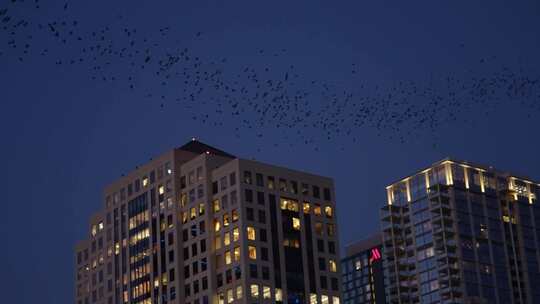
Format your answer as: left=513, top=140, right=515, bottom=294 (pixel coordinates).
left=1, top=1, right=540, bottom=303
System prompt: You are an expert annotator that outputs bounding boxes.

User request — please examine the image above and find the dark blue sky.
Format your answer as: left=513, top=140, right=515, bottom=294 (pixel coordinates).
left=1, top=1, right=540, bottom=303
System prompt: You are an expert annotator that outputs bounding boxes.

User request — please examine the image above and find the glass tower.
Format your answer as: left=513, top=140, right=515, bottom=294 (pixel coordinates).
left=381, top=159, right=540, bottom=304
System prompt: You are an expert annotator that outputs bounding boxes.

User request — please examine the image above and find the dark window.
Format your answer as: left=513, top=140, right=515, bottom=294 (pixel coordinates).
left=313, top=186, right=320, bottom=198
left=201, top=257, right=208, bottom=271
left=257, top=191, right=265, bottom=205
left=258, top=210, right=266, bottom=224
left=320, top=275, right=327, bottom=289
left=169, top=250, right=175, bottom=263
left=168, top=232, right=174, bottom=245
left=260, top=228, right=267, bottom=242
left=301, top=183, right=309, bottom=195
left=318, top=257, right=326, bottom=271
left=245, top=189, right=253, bottom=203
left=250, top=264, right=258, bottom=278
left=212, top=181, right=218, bottom=194
left=317, top=239, right=325, bottom=252
left=247, top=208, right=254, bottom=221
left=262, top=266, right=270, bottom=280
left=191, top=243, right=198, bottom=256
left=226, top=269, right=232, bottom=284
left=183, top=247, right=189, bottom=260
left=182, top=229, right=188, bottom=241
left=200, top=239, right=206, bottom=253
left=180, top=176, right=186, bottom=189
left=192, top=261, right=199, bottom=274
left=331, top=277, right=338, bottom=291
left=184, top=265, right=190, bottom=278
left=229, top=172, right=236, bottom=186
left=199, top=220, right=206, bottom=234
left=169, top=268, right=175, bottom=282
left=256, top=173, right=264, bottom=187
left=217, top=273, right=223, bottom=287
left=328, top=241, right=335, bottom=254
left=261, top=247, right=269, bottom=261
left=202, top=276, right=208, bottom=290
left=244, top=171, right=252, bottom=184
left=323, top=188, right=331, bottom=201
left=291, top=181, right=298, bottom=194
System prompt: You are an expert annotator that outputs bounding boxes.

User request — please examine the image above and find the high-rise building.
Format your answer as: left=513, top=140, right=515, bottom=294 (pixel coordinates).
left=341, top=234, right=386, bottom=304
left=381, top=158, right=540, bottom=304
left=74, top=140, right=341, bottom=304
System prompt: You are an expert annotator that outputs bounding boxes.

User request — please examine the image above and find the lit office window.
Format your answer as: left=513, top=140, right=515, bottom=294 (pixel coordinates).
left=233, top=227, right=240, bottom=242
left=263, top=286, right=271, bottom=299
left=324, top=206, right=333, bottom=218
left=250, top=284, right=259, bottom=298
left=247, top=226, right=256, bottom=240
left=292, top=217, right=301, bottom=230
left=303, top=202, right=311, bottom=214
left=329, top=259, right=337, bottom=272
left=248, top=246, right=257, bottom=260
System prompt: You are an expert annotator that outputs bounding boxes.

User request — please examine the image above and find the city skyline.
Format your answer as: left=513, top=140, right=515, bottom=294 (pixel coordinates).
left=2, top=1, right=540, bottom=304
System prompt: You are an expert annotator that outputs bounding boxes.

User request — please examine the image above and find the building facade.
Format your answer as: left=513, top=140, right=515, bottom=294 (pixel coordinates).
left=381, top=158, right=540, bottom=304
left=74, top=140, right=341, bottom=304
left=341, top=234, right=386, bottom=304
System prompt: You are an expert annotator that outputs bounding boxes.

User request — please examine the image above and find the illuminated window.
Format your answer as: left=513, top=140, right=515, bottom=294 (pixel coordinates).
left=227, top=289, right=233, bottom=303
left=292, top=217, right=301, bottom=230
left=263, top=286, right=271, bottom=299
left=91, top=225, right=97, bottom=237
left=199, top=203, right=205, bottom=215
left=142, top=177, right=149, bottom=187
left=324, top=206, right=333, bottom=218
left=215, top=235, right=222, bottom=250
left=234, top=246, right=240, bottom=261
left=214, top=219, right=221, bottom=232
left=213, top=199, right=220, bottom=212
left=232, top=209, right=239, bottom=222
left=321, top=295, right=329, bottom=304
left=236, top=285, right=243, bottom=299
left=180, top=193, right=187, bottom=207
left=315, top=222, right=323, bottom=235
left=314, top=205, right=322, bottom=216
left=280, top=198, right=299, bottom=212
left=224, top=232, right=231, bottom=246
left=267, top=176, right=275, bottom=190
left=329, top=259, right=337, bottom=272
left=158, top=185, right=165, bottom=195
left=190, top=207, right=197, bottom=219
left=333, top=296, right=340, bottom=304
left=284, top=238, right=300, bottom=248
left=233, top=227, right=240, bottom=241
left=327, top=224, right=335, bottom=236
left=225, top=251, right=232, bottom=265
left=248, top=246, right=257, bottom=259
left=275, top=288, right=283, bottom=301
left=223, top=213, right=230, bottom=227
left=303, top=202, right=311, bottom=214
left=250, top=284, right=259, bottom=298
left=181, top=212, right=188, bottom=224
left=354, top=260, right=361, bottom=270
left=247, top=226, right=256, bottom=240
left=310, top=293, right=318, bottom=304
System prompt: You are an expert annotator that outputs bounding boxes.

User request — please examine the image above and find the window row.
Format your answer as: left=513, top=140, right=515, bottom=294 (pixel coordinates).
left=243, top=170, right=332, bottom=201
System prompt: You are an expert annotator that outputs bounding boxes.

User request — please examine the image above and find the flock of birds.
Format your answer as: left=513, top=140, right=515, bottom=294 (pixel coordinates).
left=2, top=1, right=540, bottom=149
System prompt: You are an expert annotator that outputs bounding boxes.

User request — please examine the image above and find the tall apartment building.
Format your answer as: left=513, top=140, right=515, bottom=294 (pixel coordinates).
left=381, top=158, right=540, bottom=304
left=341, top=234, right=386, bottom=304
left=74, top=140, right=341, bottom=304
